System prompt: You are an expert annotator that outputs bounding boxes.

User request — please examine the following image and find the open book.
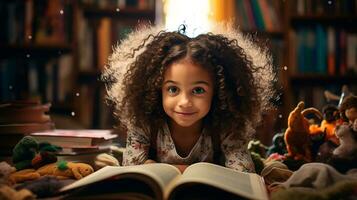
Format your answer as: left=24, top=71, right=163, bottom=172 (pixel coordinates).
left=60, top=162, right=268, bottom=200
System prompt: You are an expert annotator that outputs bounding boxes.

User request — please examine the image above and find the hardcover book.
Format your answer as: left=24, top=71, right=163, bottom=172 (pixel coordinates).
left=61, top=162, right=268, bottom=200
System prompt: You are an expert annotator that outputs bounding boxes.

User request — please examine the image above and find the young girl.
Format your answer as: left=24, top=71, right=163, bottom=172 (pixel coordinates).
left=102, top=25, right=276, bottom=173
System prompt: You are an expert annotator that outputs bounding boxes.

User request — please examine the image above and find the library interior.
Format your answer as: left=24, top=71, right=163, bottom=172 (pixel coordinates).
left=1, top=0, right=357, bottom=199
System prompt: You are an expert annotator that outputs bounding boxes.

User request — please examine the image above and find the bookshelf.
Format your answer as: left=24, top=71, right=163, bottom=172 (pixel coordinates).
left=0, top=0, right=156, bottom=129
left=75, top=0, right=156, bottom=128
left=0, top=0, right=77, bottom=115
left=283, top=0, right=357, bottom=117
left=233, top=0, right=286, bottom=145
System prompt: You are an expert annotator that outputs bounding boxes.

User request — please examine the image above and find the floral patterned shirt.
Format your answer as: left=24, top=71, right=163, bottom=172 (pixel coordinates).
left=122, top=124, right=255, bottom=172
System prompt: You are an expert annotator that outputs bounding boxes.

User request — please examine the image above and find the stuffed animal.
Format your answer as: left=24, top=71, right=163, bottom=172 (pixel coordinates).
left=333, top=119, right=357, bottom=158
left=0, top=162, right=16, bottom=185
left=12, top=136, right=62, bottom=170
left=0, top=185, right=35, bottom=200
left=284, top=102, right=322, bottom=162
left=31, top=142, right=62, bottom=169
left=266, top=132, right=287, bottom=157
left=319, top=104, right=341, bottom=145
left=340, top=95, right=357, bottom=124
left=12, top=136, right=39, bottom=170
left=248, top=139, right=268, bottom=158
left=9, top=161, right=94, bottom=183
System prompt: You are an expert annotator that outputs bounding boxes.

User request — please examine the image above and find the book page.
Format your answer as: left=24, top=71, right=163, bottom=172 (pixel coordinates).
left=167, top=162, right=268, bottom=200
left=61, top=163, right=181, bottom=196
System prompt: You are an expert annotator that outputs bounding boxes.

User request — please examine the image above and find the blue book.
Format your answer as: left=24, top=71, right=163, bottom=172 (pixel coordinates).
left=315, top=25, right=327, bottom=73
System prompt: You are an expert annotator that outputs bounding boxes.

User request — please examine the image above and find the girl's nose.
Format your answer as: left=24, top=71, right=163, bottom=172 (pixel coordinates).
left=178, top=94, right=193, bottom=108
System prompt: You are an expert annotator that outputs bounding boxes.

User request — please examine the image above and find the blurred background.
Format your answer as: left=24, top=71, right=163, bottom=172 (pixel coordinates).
left=1, top=0, right=357, bottom=145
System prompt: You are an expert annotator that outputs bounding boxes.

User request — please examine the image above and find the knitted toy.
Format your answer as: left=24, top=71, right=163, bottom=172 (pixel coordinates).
left=339, top=95, right=357, bottom=124
left=31, top=142, right=62, bottom=169
left=248, top=139, right=268, bottom=158
left=94, top=153, right=120, bottom=169
left=266, top=132, right=287, bottom=157
left=9, top=161, right=94, bottom=183
left=0, top=185, right=35, bottom=200
left=12, top=136, right=62, bottom=170
left=333, top=119, right=357, bottom=158
left=319, top=104, right=341, bottom=145
left=284, top=101, right=322, bottom=162
left=0, top=162, right=16, bottom=185
left=12, top=136, right=39, bottom=170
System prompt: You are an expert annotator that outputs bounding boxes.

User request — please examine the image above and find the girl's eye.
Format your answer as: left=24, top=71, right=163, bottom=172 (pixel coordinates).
left=167, top=86, right=178, bottom=94
left=192, top=87, right=205, bottom=94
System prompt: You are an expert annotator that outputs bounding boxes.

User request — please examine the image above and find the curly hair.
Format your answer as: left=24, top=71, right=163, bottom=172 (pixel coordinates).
left=103, top=24, right=276, bottom=143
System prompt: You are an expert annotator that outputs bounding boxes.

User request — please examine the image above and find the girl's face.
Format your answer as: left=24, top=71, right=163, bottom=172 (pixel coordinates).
left=162, top=59, right=214, bottom=129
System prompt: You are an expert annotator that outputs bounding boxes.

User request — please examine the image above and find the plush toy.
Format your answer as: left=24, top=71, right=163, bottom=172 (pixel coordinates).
left=260, top=161, right=292, bottom=185
left=250, top=152, right=265, bottom=174
left=248, top=139, right=268, bottom=158
left=12, top=136, right=62, bottom=170
left=94, top=153, right=120, bottom=170
left=333, top=119, right=357, bottom=158
left=0, top=162, right=16, bottom=185
left=319, top=104, right=340, bottom=144
left=12, top=136, right=39, bottom=170
left=0, top=185, right=35, bottom=200
left=340, top=95, right=357, bottom=124
left=31, top=142, right=62, bottom=169
left=9, top=161, right=94, bottom=183
left=284, top=102, right=322, bottom=162
left=266, top=132, right=287, bottom=157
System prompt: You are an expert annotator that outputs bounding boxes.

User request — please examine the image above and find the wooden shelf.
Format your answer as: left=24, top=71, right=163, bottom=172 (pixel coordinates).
left=0, top=44, right=72, bottom=59
left=51, top=102, right=73, bottom=115
left=290, top=74, right=357, bottom=85
left=82, top=6, right=155, bottom=21
left=78, top=71, right=102, bottom=84
left=291, top=15, right=357, bottom=26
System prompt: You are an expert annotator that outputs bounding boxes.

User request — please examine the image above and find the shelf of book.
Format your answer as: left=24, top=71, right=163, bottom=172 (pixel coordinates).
left=0, top=0, right=77, bottom=120
left=0, top=44, right=72, bottom=58
left=73, top=0, right=156, bottom=128
left=291, top=15, right=357, bottom=24
left=82, top=6, right=155, bottom=20
left=290, top=74, right=357, bottom=85
left=282, top=0, right=357, bottom=118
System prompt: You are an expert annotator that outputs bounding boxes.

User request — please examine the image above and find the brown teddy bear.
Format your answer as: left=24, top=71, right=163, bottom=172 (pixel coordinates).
left=9, top=161, right=94, bottom=183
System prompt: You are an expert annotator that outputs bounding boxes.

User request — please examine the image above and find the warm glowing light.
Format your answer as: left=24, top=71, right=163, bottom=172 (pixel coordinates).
left=164, top=0, right=211, bottom=37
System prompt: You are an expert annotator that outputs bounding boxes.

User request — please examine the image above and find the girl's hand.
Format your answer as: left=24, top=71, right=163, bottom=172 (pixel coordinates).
left=144, top=159, right=157, bottom=164
left=172, top=165, right=188, bottom=173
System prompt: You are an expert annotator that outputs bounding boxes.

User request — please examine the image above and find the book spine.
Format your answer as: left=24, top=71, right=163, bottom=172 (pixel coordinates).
left=250, top=0, right=265, bottom=30
left=327, top=26, right=336, bottom=75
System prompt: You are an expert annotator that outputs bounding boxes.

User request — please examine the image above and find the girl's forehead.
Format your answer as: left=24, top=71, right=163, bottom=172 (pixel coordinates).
left=163, top=60, right=213, bottom=83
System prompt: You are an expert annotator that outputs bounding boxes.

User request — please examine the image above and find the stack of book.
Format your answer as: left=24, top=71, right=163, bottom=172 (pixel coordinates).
left=30, top=129, right=118, bottom=166
left=0, top=100, right=54, bottom=156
